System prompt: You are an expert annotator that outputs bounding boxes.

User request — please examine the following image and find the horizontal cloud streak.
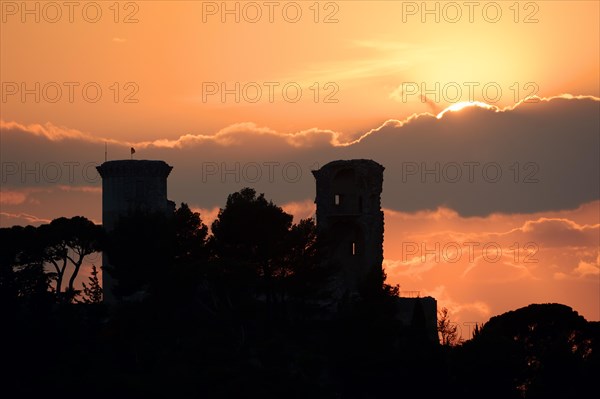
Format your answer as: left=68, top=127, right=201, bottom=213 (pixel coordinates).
left=1, top=95, right=598, bottom=216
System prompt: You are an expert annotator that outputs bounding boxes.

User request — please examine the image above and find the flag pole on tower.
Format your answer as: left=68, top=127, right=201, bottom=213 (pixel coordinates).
left=131, top=147, right=136, bottom=159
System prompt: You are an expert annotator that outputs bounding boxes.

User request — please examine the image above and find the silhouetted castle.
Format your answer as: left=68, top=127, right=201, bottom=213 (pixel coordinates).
left=97, top=158, right=437, bottom=340
left=96, top=160, right=174, bottom=303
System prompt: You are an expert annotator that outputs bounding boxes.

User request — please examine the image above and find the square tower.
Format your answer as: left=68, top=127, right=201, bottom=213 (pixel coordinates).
left=312, top=159, right=384, bottom=294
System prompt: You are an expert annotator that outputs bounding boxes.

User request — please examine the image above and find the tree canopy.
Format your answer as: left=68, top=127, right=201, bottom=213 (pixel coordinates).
left=0, top=217, right=102, bottom=304
left=1, top=190, right=597, bottom=399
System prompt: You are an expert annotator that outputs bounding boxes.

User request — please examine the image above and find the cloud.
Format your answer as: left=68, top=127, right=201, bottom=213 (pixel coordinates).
left=420, top=285, right=492, bottom=337
left=383, top=205, right=599, bottom=282
left=573, top=257, right=600, bottom=277
left=138, top=123, right=346, bottom=149
left=1, top=95, right=598, bottom=217
left=460, top=257, right=534, bottom=283
left=274, top=40, right=418, bottom=85
left=0, top=188, right=53, bottom=205
left=0, top=120, right=344, bottom=149
left=555, top=254, right=600, bottom=280
left=0, top=120, right=109, bottom=144
left=0, top=190, right=28, bottom=205
left=281, top=199, right=316, bottom=222
left=0, top=186, right=101, bottom=206
left=500, top=218, right=599, bottom=248
left=384, top=256, right=439, bottom=281
left=381, top=201, right=599, bottom=326
left=0, top=212, right=51, bottom=226
left=55, top=185, right=102, bottom=194
left=0, top=186, right=102, bottom=228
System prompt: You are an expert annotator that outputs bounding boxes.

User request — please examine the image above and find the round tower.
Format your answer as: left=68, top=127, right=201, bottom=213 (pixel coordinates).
left=96, top=160, right=174, bottom=302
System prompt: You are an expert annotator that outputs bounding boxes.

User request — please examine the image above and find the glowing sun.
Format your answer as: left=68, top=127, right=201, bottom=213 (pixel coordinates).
left=436, top=101, right=497, bottom=119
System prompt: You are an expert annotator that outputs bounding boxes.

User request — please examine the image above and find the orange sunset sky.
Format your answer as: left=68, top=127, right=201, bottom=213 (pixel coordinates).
left=1, top=0, right=599, bottom=336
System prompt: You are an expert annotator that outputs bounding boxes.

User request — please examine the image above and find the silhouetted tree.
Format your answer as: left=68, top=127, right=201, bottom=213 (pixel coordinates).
left=173, top=203, right=209, bottom=265
left=37, top=217, right=103, bottom=302
left=284, top=218, right=331, bottom=304
left=472, top=322, right=482, bottom=339
left=79, top=264, right=103, bottom=304
left=38, top=222, right=69, bottom=297
left=438, top=307, right=461, bottom=346
left=0, top=225, right=53, bottom=303
left=104, top=203, right=208, bottom=300
left=0, top=226, right=22, bottom=302
left=1, top=218, right=101, bottom=306
left=210, top=188, right=293, bottom=316
left=452, top=303, right=598, bottom=399
left=358, top=265, right=399, bottom=302
left=61, top=217, right=103, bottom=299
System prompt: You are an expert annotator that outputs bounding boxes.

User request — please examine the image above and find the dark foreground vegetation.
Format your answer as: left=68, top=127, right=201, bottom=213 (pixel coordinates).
left=1, top=188, right=598, bottom=398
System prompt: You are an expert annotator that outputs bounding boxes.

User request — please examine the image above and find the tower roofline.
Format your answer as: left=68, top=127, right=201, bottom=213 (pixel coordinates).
left=312, top=159, right=384, bottom=177
left=96, top=159, right=173, bottom=178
